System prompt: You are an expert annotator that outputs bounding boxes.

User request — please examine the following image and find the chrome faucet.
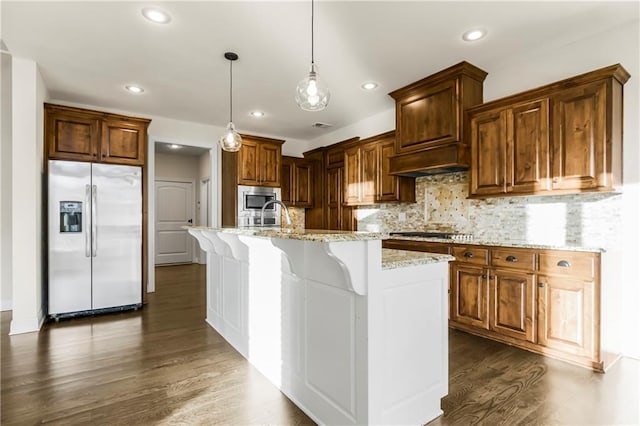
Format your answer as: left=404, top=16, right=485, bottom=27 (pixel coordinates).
left=260, top=200, right=292, bottom=227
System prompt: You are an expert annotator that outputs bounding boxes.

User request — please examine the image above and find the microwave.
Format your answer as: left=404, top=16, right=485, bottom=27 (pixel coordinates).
left=237, top=185, right=281, bottom=227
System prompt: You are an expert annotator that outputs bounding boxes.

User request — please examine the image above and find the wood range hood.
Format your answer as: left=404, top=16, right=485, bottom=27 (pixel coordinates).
left=387, top=61, right=488, bottom=177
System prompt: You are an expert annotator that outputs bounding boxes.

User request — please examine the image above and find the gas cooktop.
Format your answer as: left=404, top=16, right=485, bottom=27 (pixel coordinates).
left=389, top=232, right=473, bottom=240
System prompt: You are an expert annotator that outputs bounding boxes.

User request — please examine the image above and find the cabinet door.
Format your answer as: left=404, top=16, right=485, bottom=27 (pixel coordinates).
left=326, top=167, right=342, bottom=230
left=396, top=79, right=458, bottom=153
left=537, top=275, right=596, bottom=359
left=343, top=146, right=361, bottom=205
left=470, top=109, right=507, bottom=196
left=294, top=162, right=313, bottom=208
left=46, top=108, right=100, bottom=162
left=259, top=143, right=281, bottom=187
left=281, top=158, right=293, bottom=204
left=378, top=139, right=399, bottom=202
left=100, top=119, right=146, bottom=165
left=360, top=143, right=377, bottom=204
left=489, top=269, right=536, bottom=343
left=451, top=264, right=489, bottom=329
left=507, top=99, right=550, bottom=194
left=237, top=139, right=260, bottom=185
left=551, top=82, right=607, bottom=190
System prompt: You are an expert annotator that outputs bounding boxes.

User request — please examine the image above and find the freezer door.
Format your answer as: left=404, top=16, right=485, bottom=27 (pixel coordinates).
left=91, top=163, right=142, bottom=309
left=48, top=160, right=92, bottom=314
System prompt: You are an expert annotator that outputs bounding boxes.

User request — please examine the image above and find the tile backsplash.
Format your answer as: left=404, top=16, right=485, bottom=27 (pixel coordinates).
left=356, top=171, right=622, bottom=249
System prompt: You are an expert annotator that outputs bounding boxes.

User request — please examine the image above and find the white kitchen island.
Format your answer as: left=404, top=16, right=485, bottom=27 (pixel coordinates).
left=188, top=227, right=453, bottom=425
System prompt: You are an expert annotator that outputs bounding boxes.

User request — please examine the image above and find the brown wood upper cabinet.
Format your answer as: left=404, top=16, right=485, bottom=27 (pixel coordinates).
left=45, top=103, right=150, bottom=166
left=281, top=156, right=313, bottom=208
left=343, top=131, right=415, bottom=206
left=470, top=99, right=550, bottom=196
left=468, top=64, right=629, bottom=198
left=388, top=61, right=487, bottom=176
left=324, top=143, right=356, bottom=231
left=236, top=135, right=283, bottom=187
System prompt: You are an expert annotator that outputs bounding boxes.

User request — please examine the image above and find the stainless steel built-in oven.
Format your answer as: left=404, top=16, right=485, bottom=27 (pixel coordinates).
left=237, top=185, right=281, bottom=227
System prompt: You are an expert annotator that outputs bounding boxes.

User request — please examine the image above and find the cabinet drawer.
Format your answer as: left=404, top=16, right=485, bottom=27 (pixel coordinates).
left=452, top=246, right=489, bottom=265
left=491, top=248, right=536, bottom=271
left=538, top=252, right=596, bottom=279
left=382, top=239, right=450, bottom=254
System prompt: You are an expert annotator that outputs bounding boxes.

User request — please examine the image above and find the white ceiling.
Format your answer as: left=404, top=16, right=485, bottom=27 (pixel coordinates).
left=2, top=1, right=638, bottom=141
left=155, top=141, right=209, bottom=156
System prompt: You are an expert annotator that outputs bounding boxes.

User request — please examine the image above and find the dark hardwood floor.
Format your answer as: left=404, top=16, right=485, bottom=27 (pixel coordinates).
left=2, top=264, right=638, bottom=425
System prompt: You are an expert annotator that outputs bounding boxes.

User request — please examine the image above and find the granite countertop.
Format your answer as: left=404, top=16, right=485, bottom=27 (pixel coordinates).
left=186, top=226, right=388, bottom=242
left=387, top=236, right=605, bottom=253
left=382, top=249, right=454, bottom=270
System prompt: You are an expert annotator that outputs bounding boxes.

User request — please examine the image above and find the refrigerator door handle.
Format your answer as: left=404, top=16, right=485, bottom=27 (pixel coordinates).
left=92, top=184, right=98, bottom=257
left=85, top=184, right=91, bottom=257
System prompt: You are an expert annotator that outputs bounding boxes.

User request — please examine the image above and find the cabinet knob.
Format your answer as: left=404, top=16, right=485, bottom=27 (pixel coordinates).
left=557, top=260, right=571, bottom=267
left=506, top=255, right=518, bottom=262
left=538, top=282, right=545, bottom=288
left=463, top=251, right=474, bottom=258
left=481, top=274, right=487, bottom=279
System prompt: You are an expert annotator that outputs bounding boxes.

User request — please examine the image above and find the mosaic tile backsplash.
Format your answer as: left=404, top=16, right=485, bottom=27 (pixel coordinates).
left=356, top=171, right=622, bottom=249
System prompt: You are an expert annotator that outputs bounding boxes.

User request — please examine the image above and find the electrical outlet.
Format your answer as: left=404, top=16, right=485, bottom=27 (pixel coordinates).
left=398, top=212, right=407, bottom=222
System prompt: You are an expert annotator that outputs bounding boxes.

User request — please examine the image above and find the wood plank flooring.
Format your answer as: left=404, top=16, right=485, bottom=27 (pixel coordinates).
left=2, top=264, right=638, bottom=425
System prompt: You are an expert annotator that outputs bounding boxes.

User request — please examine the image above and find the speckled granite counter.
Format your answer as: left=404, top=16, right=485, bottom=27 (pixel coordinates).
left=382, top=249, right=454, bottom=270
left=388, top=236, right=605, bottom=253
left=187, top=226, right=387, bottom=242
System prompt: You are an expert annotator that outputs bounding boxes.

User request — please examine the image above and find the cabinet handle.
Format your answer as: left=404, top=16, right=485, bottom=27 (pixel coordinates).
left=489, top=275, right=495, bottom=279
left=481, top=274, right=487, bottom=279
left=557, top=260, right=571, bottom=267
left=538, top=282, right=545, bottom=288
left=506, top=255, right=518, bottom=262
left=463, top=251, right=474, bottom=258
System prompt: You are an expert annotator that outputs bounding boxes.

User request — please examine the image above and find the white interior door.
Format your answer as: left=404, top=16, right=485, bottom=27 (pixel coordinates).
left=155, top=180, right=194, bottom=264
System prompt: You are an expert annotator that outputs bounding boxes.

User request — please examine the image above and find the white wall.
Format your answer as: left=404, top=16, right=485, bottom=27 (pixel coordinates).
left=307, top=21, right=640, bottom=359
left=1, top=49, right=13, bottom=311
left=155, top=152, right=200, bottom=183
left=10, top=57, right=49, bottom=334
left=306, top=107, right=395, bottom=149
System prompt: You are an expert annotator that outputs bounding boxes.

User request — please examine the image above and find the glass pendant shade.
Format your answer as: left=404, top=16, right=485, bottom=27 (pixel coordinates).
left=295, top=64, right=330, bottom=112
left=219, top=121, right=242, bottom=152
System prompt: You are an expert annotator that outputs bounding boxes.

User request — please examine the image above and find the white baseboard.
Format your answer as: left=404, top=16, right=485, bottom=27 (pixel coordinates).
left=1, top=299, right=12, bottom=312
left=10, top=313, right=44, bottom=335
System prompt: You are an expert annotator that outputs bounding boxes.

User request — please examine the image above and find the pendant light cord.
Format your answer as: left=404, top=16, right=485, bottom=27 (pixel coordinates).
left=229, top=59, right=233, bottom=123
left=311, top=0, right=315, bottom=65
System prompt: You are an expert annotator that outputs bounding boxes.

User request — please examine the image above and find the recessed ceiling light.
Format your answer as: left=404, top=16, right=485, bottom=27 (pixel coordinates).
left=462, top=28, right=487, bottom=42
left=361, top=82, right=379, bottom=90
left=169, top=144, right=181, bottom=149
left=141, top=7, right=172, bottom=24
left=125, top=85, right=144, bottom=94
left=250, top=111, right=265, bottom=118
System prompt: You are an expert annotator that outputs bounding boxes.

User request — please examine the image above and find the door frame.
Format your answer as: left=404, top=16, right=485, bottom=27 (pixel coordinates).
left=198, top=178, right=211, bottom=265
left=147, top=137, right=219, bottom=293
left=154, top=177, right=197, bottom=266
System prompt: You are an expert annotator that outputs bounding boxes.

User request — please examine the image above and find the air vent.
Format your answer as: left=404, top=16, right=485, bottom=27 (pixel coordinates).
left=312, top=122, right=333, bottom=129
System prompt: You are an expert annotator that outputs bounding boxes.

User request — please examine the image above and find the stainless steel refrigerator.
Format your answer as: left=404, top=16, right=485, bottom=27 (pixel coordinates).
left=48, top=160, right=142, bottom=317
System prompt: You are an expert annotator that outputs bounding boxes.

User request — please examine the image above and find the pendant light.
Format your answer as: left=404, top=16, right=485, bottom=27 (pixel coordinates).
left=219, top=52, right=242, bottom=152
left=295, top=0, right=330, bottom=111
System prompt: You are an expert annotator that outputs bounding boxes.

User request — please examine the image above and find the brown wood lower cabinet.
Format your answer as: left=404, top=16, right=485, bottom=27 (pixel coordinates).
left=490, top=269, right=535, bottom=343
left=537, top=274, right=596, bottom=359
left=383, top=239, right=607, bottom=371
left=451, top=264, right=489, bottom=329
